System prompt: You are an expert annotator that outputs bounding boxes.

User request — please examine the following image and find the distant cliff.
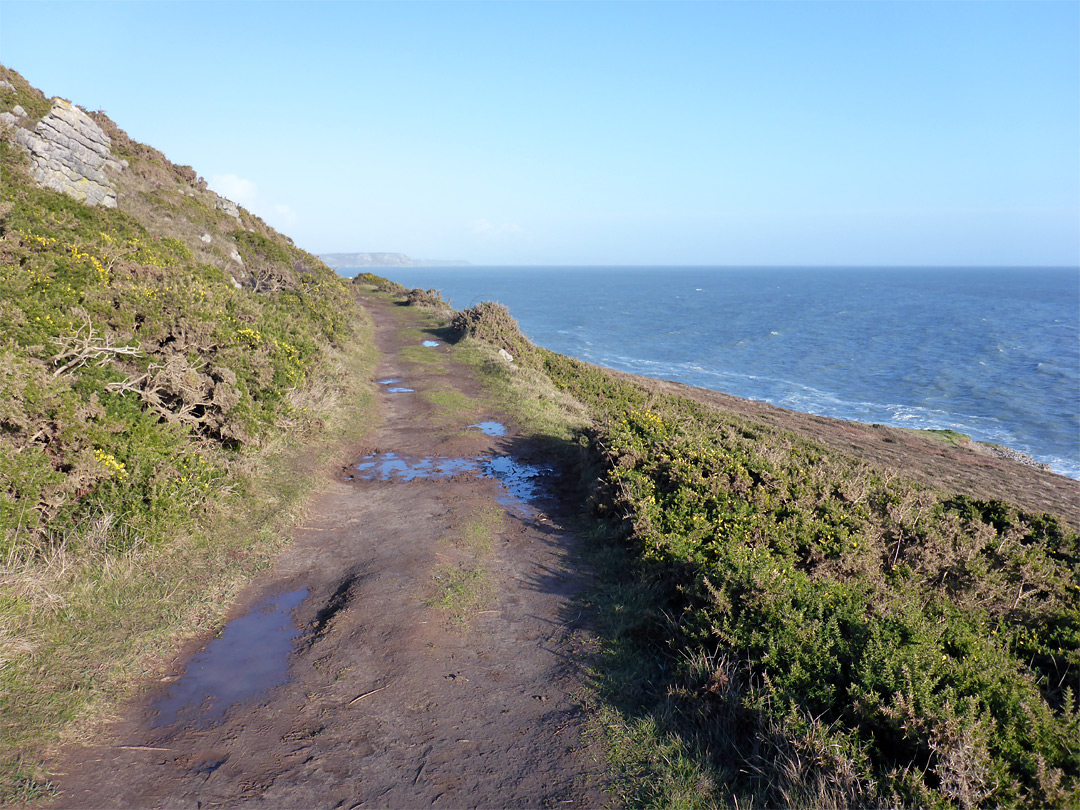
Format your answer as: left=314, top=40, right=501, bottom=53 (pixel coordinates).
left=319, top=252, right=470, bottom=268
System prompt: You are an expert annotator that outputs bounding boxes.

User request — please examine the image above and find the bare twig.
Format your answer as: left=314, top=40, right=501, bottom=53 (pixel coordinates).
left=348, top=685, right=389, bottom=705
left=51, top=319, right=141, bottom=378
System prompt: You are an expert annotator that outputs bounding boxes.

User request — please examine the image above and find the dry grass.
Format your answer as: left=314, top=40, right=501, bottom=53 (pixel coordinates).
left=0, top=335, right=379, bottom=802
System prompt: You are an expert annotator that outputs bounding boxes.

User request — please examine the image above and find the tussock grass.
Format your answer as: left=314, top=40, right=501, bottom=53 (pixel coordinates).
left=451, top=301, right=540, bottom=367
left=452, top=335, right=589, bottom=448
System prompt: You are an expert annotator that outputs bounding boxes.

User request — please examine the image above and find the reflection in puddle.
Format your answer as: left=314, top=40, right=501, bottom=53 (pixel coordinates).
left=354, top=451, right=550, bottom=510
left=151, top=589, right=308, bottom=728
left=422, top=340, right=441, bottom=347
left=377, top=378, right=403, bottom=385
left=356, top=452, right=477, bottom=482
left=469, top=421, right=507, bottom=437
left=482, top=455, right=546, bottom=505
left=387, top=387, right=414, bottom=393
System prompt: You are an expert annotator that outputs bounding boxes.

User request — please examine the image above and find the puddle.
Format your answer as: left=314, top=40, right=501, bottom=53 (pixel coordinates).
left=387, top=387, right=414, bottom=393
left=151, top=588, right=308, bottom=728
left=481, top=455, right=549, bottom=505
left=469, top=421, right=507, bottom=437
left=354, top=452, right=550, bottom=511
left=355, top=451, right=477, bottom=482
left=421, top=340, right=441, bottom=347
left=377, top=378, right=403, bottom=385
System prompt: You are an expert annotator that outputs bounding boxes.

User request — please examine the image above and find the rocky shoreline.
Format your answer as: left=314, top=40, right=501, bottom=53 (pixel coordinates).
left=972, top=440, right=1053, bottom=472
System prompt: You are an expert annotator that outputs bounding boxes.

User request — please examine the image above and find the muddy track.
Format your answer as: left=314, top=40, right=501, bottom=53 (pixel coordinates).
left=45, top=295, right=608, bottom=809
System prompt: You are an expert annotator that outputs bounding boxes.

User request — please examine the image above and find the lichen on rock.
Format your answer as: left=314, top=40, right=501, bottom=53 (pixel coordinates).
left=11, top=98, right=121, bottom=208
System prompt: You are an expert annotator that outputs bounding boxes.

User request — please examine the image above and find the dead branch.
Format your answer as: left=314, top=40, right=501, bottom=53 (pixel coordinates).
left=51, top=319, right=142, bottom=378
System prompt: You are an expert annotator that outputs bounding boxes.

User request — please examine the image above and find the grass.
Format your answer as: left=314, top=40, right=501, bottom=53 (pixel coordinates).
left=426, top=505, right=504, bottom=625
left=422, top=387, right=476, bottom=417
left=399, top=344, right=447, bottom=366
left=0, top=334, right=378, bottom=801
left=918, top=428, right=973, bottom=446
left=445, top=504, right=503, bottom=554
left=451, top=337, right=589, bottom=448
left=428, top=564, right=491, bottom=624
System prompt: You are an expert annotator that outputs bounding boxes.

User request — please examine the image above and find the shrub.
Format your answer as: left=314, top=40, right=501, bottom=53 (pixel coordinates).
left=450, top=301, right=539, bottom=366
left=404, top=287, right=449, bottom=308
left=545, top=356, right=1080, bottom=808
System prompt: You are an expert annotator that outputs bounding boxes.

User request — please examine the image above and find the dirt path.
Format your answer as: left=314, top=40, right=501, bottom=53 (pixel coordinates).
left=46, top=295, right=608, bottom=808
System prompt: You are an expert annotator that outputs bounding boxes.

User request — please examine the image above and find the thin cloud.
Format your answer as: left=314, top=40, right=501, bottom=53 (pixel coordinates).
left=468, top=218, right=524, bottom=237
left=209, top=174, right=298, bottom=229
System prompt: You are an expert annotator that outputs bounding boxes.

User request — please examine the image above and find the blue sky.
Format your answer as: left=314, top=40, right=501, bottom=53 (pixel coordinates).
left=1, top=1, right=1077, bottom=266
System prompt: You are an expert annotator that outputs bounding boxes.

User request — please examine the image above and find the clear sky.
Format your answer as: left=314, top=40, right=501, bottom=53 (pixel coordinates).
left=1, top=1, right=1077, bottom=266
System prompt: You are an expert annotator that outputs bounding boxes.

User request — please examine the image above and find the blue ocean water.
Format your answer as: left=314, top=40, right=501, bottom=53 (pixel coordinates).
left=354, top=266, right=1080, bottom=479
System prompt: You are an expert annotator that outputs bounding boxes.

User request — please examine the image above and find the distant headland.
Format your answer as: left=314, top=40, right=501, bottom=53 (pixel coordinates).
left=318, top=252, right=470, bottom=268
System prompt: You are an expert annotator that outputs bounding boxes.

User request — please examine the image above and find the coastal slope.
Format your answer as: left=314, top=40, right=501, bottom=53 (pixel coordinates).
left=2, top=65, right=1077, bottom=810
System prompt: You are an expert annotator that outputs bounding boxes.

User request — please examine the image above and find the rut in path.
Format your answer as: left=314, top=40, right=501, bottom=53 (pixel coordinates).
left=46, top=294, right=608, bottom=809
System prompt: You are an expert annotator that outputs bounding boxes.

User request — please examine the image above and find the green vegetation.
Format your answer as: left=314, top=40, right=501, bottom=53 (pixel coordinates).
left=921, top=428, right=973, bottom=445
left=422, top=387, right=476, bottom=416
left=428, top=564, right=491, bottom=624
left=0, top=67, right=377, bottom=801
left=453, top=302, right=1080, bottom=809
left=4, top=60, right=1077, bottom=808
left=404, top=287, right=451, bottom=308
left=428, top=504, right=503, bottom=625
left=451, top=301, right=540, bottom=366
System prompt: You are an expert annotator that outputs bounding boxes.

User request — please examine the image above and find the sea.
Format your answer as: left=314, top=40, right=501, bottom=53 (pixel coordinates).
left=344, top=266, right=1080, bottom=480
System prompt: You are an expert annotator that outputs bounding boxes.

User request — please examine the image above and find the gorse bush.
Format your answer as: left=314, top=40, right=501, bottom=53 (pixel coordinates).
left=537, top=350, right=1080, bottom=808
left=352, top=272, right=405, bottom=294
left=404, top=287, right=450, bottom=308
left=1, top=66, right=375, bottom=800
left=0, top=84, right=359, bottom=557
left=451, top=301, right=539, bottom=365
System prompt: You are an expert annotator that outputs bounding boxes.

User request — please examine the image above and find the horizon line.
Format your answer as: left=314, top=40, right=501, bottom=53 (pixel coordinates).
left=333, top=262, right=1080, bottom=270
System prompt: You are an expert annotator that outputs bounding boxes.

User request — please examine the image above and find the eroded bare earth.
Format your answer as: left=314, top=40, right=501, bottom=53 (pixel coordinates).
left=46, top=296, right=607, bottom=809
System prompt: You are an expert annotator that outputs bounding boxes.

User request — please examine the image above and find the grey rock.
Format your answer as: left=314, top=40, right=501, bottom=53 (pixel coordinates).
left=215, top=197, right=240, bottom=219
left=10, top=99, right=120, bottom=208
left=200, top=232, right=212, bottom=244
left=229, top=248, right=243, bottom=265
left=0, top=80, right=14, bottom=92
left=498, top=348, right=514, bottom=363
left=11, top=104, right=26, bottom=118
left=0, top=112, right=16, bottom=128
left=975, top=442, right=1052, bottom=472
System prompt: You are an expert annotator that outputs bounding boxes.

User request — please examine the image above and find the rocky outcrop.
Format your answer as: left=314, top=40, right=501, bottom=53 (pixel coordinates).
left=973, top=441, right=1053, bottom=472
left=9, top=99, right=123, bottom=208
left=215, top=196, right=240, bottom=219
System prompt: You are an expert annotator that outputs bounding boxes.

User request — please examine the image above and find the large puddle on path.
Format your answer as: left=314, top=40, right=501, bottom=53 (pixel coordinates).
left=354, top=449, right=550, bottom=510
left=151, top=588, right=308, bottom=728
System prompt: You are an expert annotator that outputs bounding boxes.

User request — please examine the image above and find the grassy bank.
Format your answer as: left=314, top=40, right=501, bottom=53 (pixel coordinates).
left=0, top=67, right=380, bottom=801
left=452, top=301, right=1080, bottom=809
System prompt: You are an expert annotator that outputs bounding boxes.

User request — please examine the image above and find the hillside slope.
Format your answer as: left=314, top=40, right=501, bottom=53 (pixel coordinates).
left=0, top=65, right=377, bottom=800
left=452, top=301, right=1080, bottom=809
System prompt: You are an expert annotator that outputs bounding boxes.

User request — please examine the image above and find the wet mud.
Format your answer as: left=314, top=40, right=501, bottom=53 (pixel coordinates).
left=151, top=589, right=308, bottom=728
left=45, top=294, right=607, bottom=809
